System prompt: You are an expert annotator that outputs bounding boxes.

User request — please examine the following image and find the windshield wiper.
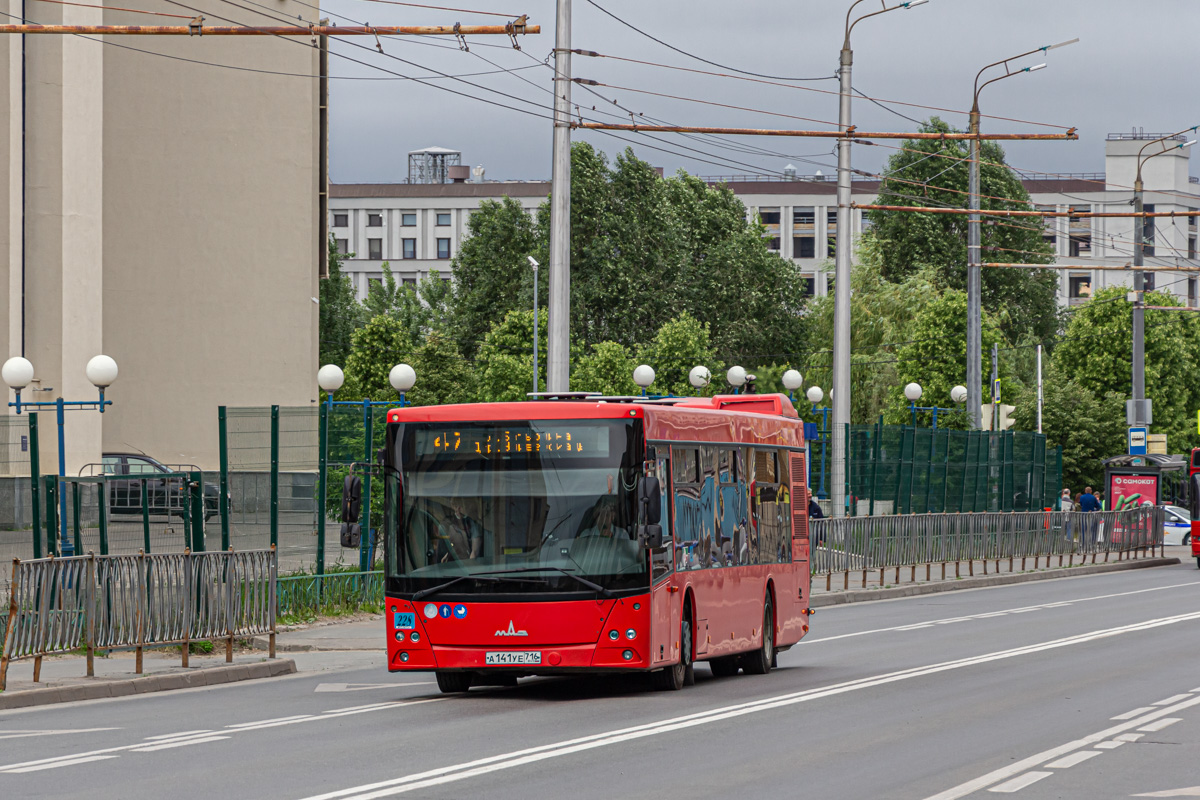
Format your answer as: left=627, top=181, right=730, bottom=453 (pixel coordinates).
left=496, top=566, right=613, bottom=597
left=411, top=570, right=551, bottom=602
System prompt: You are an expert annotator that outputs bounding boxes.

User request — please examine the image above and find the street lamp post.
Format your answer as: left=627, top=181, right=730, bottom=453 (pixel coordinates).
left=1130, top=127, right=1198, bottom=431
left=904, top=382, right=969, bottom=429
left=3, top=355, right=118, bottom=557
left=833, top=0, right=928, bottom=518
left=528, top=255, right=540, bottom=395
left=967, top=39, right=1076, bottom=430
left=806, top=386, right=830, bottom=500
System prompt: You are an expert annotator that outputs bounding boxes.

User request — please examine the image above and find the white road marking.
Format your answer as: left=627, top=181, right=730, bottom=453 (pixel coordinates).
left=1044, top=750, right=1102, bottom=768
left=315, top=683, right=433, bottom=693
left=1116, top=733, right=1145, bottom=742
left=0, top=728, right=118, bottom=741
left=300, top=612, right=1200, bottom=800
left=226, top=716, right=311, bottom=728
left=1155, top=694, right=1192, bottom=706
left=807, top=582, right=1200, bottom=644
left=130, top=736, right=231, bottom=752
left=1094, top=741, right=1125, bottom=750
left=4, top=755, right=118, bottom=773
left=924, top=693, right=1200, bottom=800
left=1134, top=788, right=1200, bottom=797
left=989, top=772, right=1053, bottom=793
left=1113, top=707, right=1157, bottom=719
left=0, top=696, right=445, bottom=774
left=1139, top=718, right=1182, bottom=733
left=144, top=730, right=214, bottom=740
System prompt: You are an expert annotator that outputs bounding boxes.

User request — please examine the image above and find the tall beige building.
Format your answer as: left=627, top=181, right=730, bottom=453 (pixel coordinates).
left=0, top=0, right=320, bottom=471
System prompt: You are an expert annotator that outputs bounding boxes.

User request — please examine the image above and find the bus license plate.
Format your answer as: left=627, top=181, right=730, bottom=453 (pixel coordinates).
left=485, top=651, right=541, bottom=666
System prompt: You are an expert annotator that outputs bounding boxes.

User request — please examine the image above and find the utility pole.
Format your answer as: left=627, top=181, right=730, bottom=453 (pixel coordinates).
left=547, top=0, right=571, bottom=392
left=1036, top=344, right=1043, bottom=434
left=1130, top=127, right=1198, bottom=430
left=990, top=342, right=999, bottom=432
left=967, top=40, right=1075, bottom=431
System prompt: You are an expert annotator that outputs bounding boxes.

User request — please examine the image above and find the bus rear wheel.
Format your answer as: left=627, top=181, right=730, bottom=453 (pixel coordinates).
left=742, top=595, right=774, bottom=676
left=435, top=671, right=473, bottom=694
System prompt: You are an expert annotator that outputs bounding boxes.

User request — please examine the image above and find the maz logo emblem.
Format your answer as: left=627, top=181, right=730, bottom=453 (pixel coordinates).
left=495, top=620, right=528, bottom=637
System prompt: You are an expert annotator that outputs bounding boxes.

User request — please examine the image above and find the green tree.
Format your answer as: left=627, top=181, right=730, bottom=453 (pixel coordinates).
left=573, top=341, right=639, bottom=396
left=341, top=315, right=414, bottom=401
left=320, top=235, right=364, bottom=367
left=637, top=313, right=718, bottom=396
left=476, top=310, right=548, bottom=402
left=867, top=117, right=1059, bottom=342
left=1009, top=367, right=1126, bottom=492
left=450, top=196, right=539, bottom=356
left=1053, top=286, right=1200, bottom=450
left=408, top=331, right=478, bottom=406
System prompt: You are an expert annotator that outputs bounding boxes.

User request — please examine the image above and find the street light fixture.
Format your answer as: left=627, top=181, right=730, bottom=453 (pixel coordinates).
left=782, top=369, right=803, bottom=402
left=3, top=355, right=118, bottom=556
left=633, top=364, right=656, bottom=396
left=966, top=38, right=1076, bottom=432
left=832, top=0, right=931, bottom=518
left=688, top=366, right=711, bottom=391
left=805, top=385, right=831, bottom=500
left=726, top=366, right=747, bottom=392
left=1129, top=125, right=1199, bottom=431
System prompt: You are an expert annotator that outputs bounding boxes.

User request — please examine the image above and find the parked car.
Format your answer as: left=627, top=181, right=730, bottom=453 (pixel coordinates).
left=86, top=453, right=222, bottom=522
left=1164, top=505, right=1192, bottom=546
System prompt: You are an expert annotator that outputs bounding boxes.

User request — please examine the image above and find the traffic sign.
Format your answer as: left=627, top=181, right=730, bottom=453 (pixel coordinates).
left=1128, top=426, right=1147, bottom=455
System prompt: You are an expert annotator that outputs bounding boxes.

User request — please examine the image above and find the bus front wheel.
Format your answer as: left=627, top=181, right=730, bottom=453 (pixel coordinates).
left=435, top=671, right=472, bottom=694
left=656, top=607, right=693, bottom=691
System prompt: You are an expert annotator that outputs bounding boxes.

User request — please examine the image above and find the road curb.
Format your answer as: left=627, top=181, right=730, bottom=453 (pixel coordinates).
left=0, top=658, right=297, bottom=711
left=809, top=557, right=1181, bottom=608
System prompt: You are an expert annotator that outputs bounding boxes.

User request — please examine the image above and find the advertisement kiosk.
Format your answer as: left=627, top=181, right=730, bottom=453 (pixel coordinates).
left=1103, top=454, right=1189, bottom=559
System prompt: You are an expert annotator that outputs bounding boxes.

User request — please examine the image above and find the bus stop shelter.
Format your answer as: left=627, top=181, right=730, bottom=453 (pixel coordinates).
left=1102, top=454, right=1187, bottom=510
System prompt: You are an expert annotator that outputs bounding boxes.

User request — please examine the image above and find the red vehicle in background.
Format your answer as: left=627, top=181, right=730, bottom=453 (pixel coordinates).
left=380, top=393, right=813, bottom=693
left=1190, top=449, right=1200, bottom=566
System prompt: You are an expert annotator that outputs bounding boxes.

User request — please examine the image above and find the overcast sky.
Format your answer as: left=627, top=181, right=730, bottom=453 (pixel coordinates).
left=322, top=0, right=1199, bottom=184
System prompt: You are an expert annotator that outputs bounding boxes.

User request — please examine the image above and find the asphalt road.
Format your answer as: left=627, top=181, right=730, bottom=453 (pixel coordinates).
left=4, top=562, right=1200, bottom=799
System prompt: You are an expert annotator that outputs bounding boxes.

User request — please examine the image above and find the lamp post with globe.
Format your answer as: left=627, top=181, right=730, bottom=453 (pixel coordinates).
left=904, top=383, right=969, bottom=429
left=806, top=385, right=831, bottom=500
left=2, top=355, right=119, bottom=556
left=317, top=363, right=416, bottom=572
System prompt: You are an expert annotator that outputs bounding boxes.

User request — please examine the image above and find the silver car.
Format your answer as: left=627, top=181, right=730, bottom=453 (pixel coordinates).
left=1164, top=505, right=1192, bottom=546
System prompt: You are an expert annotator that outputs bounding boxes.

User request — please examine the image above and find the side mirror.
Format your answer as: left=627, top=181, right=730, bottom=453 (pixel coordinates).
left=643, top=523, right=663, bottom=549
left=638, top=476, right=661, bottom=525
left=340, top=522, right=361, bottom=548
left=342, top=474, right=362, bottom=524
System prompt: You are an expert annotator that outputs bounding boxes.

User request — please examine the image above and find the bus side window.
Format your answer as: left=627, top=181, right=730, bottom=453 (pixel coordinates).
left=776, top=452, right=791, bottom=564
left=751, top=449, right=782, bottom=565
left=699, top=447, right=718, bottom=569
left=671, top=447, right=703, bottom=570
left=651, top=454, right=673, bottom=580
left=717, top=449, right=740, bottom=566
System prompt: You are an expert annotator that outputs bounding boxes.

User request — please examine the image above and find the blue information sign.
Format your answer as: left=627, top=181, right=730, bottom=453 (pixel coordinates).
left=1128, top=426, right=1148, bottom=455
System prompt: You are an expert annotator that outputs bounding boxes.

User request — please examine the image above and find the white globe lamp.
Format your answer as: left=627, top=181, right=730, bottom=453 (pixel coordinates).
left=688, top=366, right=711, bottom=390
left=633, top=364, right=656, bottom=390
left=317, top=364, right=345, bottom=394
left=85, top=355, right=119, bottom=389
left=951, top=385, right=968, bottom=404
left=782, top=369, right=803, bottom=392
left=904, top=382, right=923, bottom=403
left=1, top=357, right=35, bottom=390
left=390, top=363, right=417, bottom=393
left=806, top=386, right=824, bottom=405
left=726, top=366, right=747, bottom=388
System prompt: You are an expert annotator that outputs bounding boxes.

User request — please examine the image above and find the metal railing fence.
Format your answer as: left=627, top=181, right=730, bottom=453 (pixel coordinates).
left=276, top=569, right=383, bottom=620
left=809, top=507, right=1163, bottom=581
left=0, top=548, right=277, bottom=690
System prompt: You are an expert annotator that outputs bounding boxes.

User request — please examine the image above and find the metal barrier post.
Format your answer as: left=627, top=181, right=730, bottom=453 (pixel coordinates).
left=218, top=406, right=231, bottom=551
left=269, top=544, right=277, bottom=659
left=182, top=548, right=192, bottom=668
left=316, top=403, right=328, bottom=581
left=141, top=478, right=151, bottom=553
left=190, top=472, right=206, bottom=552
left=97, top=481, right=109, bottom=556
left=29, top=413, right=41, bottom=560
left=360, top=399, right=372, bottom=572
left=71, top=482, right=82, bottom=555
left=270, top=405, right=279, bottom=549
left=44, top=475, right=58, bottom=557
left=85, top=553, right=95, bottom=677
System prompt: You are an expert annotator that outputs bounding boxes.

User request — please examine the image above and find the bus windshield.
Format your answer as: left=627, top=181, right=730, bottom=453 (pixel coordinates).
left=386, top=419, right=647, bottom=595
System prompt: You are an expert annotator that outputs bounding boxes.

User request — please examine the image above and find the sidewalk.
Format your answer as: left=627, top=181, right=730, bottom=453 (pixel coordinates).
left=0, top=650, right=297, bottom=711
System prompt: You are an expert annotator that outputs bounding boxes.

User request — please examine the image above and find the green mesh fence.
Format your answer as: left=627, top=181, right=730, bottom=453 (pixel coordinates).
left=821, top=424, right=1062, bottom=516
left=0, top=415, right=33, bottom=598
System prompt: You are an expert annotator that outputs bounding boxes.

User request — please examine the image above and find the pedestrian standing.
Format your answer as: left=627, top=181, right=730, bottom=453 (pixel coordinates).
left=1079, top=486, right=1100, bottom=546
left=1060, top=489, right=1074, bottom=512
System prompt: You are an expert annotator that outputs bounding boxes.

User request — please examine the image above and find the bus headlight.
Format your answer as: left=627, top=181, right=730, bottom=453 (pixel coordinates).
left=609, top=630, right=620, bottom=640
left=409, top=632, right=420, bottom=643
left=625, top=629, right=636, bottom=640
left=622, top=650, right=633, bottom=661
left=394, top=631, right=405, bottom=642
left=399, top=652, right=409, bottom=663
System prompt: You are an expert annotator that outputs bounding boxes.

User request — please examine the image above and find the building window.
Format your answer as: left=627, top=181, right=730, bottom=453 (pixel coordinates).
left=1068, top=205, right=1090, bottom=257
left=1142, top=204, right=1155, bottom=257
left=402, top=239, right=416, bottom=260
left=333, top=213, right=348, bottom=228
left=758, top=209, right=780, bottom=226
left=1144, top=272, right=1155, bottom=292
left=367, top=213, right=383, bottom=227
left=1189, top=236, right=1197, bottom=260
left=758, top=208, right=781, bottom=251
left=403, top=278, right=417, bottom=286
left=335, top=238, right=349, bottom=255
left=826, top=210, right=838, bottom=258
left=368, top=277, right=382, bottom=294
left=1189, top=208, right=1197, bottom=233
left=402, top=213, right=417, bottom=226
left=437, top=238, right=451, bottom=259
left=436, top=212, right=452, bottom=227
left=793, top=237, right=815, bottom=259
left=368, top=238, right=382, bottom=260
left=768, top=237, right=781, bottom=251
left=1189, top=277, right=1197, bottom=308
left=1035, top=204, right=1057, bottom=248
left=800, top=274, right=816, bottom=297
left=1068, top=274, right=1092, bottom=306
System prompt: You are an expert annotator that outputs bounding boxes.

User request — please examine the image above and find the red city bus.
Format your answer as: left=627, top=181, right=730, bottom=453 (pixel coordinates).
left=380, top=393, right=813, bottom=693
left=1189, top=449, right=1200, bottom=566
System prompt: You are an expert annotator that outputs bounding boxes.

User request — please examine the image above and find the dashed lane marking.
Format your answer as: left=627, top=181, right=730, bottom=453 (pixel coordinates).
left=1114, top=707, right=1157, bottom=720
left=1155, top=695, right=1192, bottom=706
left=1138, top=718, right=1182, bottom=733
left=988, top=772, right=1053, bottom=793
left=1044, top=751, right=1102, bottom=769
left=0, top=729, right=118, bottom=741
left=3, top=755, right=118, bottom=773
left=130, top=736, right=232, bottom=753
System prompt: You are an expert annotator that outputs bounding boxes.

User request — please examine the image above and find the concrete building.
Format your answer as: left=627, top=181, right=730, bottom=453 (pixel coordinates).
left=331, top=132, right=1199, bottom=307
left=0, top=0, right=321, bottom=471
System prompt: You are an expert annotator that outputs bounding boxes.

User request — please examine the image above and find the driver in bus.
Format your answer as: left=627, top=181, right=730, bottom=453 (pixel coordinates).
left=439, top=497, right=484, bottom=562
left=580, top=499, right=630, bottom=539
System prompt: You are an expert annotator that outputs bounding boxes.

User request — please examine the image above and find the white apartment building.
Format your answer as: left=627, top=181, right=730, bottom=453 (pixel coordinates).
left=331, top=132, right=1200, bottom=308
